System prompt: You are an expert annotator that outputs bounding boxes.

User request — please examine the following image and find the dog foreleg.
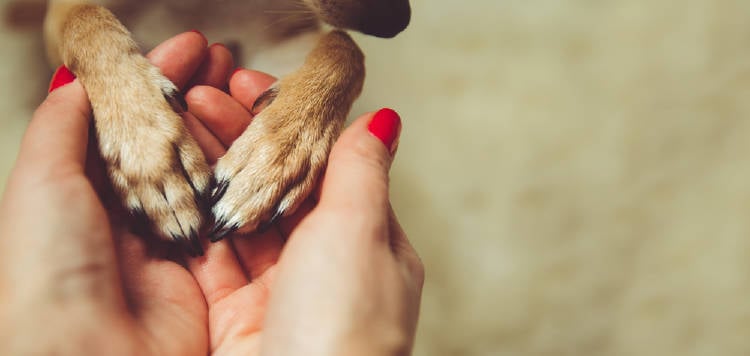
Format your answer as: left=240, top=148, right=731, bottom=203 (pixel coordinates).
left=45, top=1, right=211, bottom=255
left=208, top=30, right=365, bottom=240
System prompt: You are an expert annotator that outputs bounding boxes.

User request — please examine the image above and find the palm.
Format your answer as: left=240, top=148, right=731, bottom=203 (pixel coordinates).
left=78, top=155, right=209, bottom=354
left=186, top=209, right=310, bottom=355
left=70, top=32, right=287, bottom=352
left=204, top=255, right=278, bottom=355
left=178, top=64, right=306, bottom=354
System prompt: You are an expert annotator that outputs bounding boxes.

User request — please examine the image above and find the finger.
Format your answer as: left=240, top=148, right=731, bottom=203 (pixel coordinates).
left=15, top=79, right=91, bottom=178
left=187, top=43, right=235, bottom=89
left=318, top=108, right=402, bottom=214
left=182, top=112, right=226, bottom=164
left=186, top=85, right=253, bottom=146
left=228, top=69, right=277, bottom=111
left=187, top=239, right=250, bottom=305
left=232, top=230, right=284, bottom=280
left=146, top=31, right=208, bottom=89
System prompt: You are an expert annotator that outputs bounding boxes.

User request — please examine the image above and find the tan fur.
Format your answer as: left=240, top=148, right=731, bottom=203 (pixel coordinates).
left=43, top=0, right=406, bottom=250
left=49, top=3, right=211, bottom=247
left=213, top=30, right=364, bottom=232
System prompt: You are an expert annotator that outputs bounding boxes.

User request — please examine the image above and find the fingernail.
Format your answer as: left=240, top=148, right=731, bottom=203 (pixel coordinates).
left=231, top=67, right=244, bottom=76
left=48, top=65, right=76, bottom=93
left=368, top=108, right=402, bottom=155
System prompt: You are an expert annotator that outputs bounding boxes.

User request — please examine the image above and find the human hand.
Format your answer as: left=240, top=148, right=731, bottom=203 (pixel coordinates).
left=185, top=72, right=425, bottom=355
left=0, top=28, right=423, bottom=355
left=0, top=31, right=235, bottom=355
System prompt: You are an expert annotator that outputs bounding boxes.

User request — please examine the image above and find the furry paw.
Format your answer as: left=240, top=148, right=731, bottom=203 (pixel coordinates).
left=207, top=30, right=365, bottom=241
left=207, top=84, right=337, bottom=241
left=90, top=56, right=211, bottom=255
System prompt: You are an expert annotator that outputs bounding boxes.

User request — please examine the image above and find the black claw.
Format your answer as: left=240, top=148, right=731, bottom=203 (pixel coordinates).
left=258, top=208, right=284, bottom=233
left=251, top=86, right=279, bottom=115
left=129, top=206, right=147, bottom=220
left=210, top=224, right=239, bottom=243
left=172, top=232, right=202, bottom=258
left=163, top=88, right=188, bottom=114
left=188, top=228, right=204, bottom=257
left=210, top=180, right=229, bottom=206
left=203, top=175, right=218, bottom=201
left=209, top=218, right=228, bottom=236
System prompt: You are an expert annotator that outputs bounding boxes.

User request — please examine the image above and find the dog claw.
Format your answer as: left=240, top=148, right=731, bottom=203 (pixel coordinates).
left=163, top=88, right=188, bottom=114
left=172, top=229, right=204, bottom=257
left=208, top=217, right=239, bottom=242
left=209, top=223, right=239, bottom=243
left=251, top=85, right=278, bottom=115
left=210, top=179, right=229, bottom=206
left=258, top=208, right=284, bottom=233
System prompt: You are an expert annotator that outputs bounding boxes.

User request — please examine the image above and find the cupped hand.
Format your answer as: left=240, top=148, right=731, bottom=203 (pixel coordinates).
left=0, top=29, right=424, bottom=356
left=0, top=32, right=233, bottom=355
left=185, top=71, right=424, bottom=355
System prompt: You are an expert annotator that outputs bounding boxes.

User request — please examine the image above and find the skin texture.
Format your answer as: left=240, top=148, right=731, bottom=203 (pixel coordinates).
left=0, top=32, right=423, bottom=356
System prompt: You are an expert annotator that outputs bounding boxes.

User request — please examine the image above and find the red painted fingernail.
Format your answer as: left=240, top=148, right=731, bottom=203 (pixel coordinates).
left=48, top=65, right=76, bottom=93
left=368, top=108, right=402, bottom=155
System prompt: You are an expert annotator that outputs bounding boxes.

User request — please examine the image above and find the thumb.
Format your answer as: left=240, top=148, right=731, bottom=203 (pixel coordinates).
left=15, top=66, right=91, bottom=178
left=318, top=108, right=402, bottom=213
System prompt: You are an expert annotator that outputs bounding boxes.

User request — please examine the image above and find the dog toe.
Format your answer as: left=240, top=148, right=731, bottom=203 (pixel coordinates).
left=208, top=110, right=329, bottom=240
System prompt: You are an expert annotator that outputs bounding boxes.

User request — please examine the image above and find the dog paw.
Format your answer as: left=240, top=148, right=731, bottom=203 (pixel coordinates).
left=207, top=30, right=365, bottom=241
left=207, top=84, right=337, bottom=241
left=89, top=56, right=212, bottom=255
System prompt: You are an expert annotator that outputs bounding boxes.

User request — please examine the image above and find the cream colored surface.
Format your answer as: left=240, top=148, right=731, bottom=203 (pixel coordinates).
left=3, top=0, right=750, bottom=355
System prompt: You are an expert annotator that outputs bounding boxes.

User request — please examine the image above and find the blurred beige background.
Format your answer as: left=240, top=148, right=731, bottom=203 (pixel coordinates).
left=5, top=0, right=750, bottom=355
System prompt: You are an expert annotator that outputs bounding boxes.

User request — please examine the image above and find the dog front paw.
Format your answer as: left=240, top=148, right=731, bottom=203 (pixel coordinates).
left=207, top=30, right=365, bottom=241
left=89, top=56, right=212, bottom=255
left=207, top=87, right=337, bottom=241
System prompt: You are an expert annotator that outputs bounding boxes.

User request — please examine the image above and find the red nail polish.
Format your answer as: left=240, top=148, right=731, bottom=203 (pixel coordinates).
left=368, top=108, right=401, bottom=154
left=48, top=65, right=76, bottom=93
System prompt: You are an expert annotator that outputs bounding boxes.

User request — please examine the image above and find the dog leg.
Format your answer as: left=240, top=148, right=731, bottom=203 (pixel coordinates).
left=209, top=30, right=365, bottom=240
left=46, top=2, right=211, bottom=255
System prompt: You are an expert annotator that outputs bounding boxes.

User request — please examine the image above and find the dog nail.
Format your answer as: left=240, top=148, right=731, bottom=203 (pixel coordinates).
left=258, top=208, right=284, bottom=233
left=251, top=86, right=279, bottom=115
left=49, top=65, right=76, bottom=93
left=163, top=89, right=188, bottom=114
left=210, top=179, right=229, bottom=205
left=172, top=231, right=203, bottom=258
left=188, top=228, right=204, bottom=257
left=368, top=108, right=402, bottom=154
left=210, top=223, right=238, bottom=243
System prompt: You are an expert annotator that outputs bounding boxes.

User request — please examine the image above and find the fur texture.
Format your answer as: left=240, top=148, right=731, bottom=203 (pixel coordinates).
left=43, top=0, right=406, bottom=252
